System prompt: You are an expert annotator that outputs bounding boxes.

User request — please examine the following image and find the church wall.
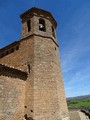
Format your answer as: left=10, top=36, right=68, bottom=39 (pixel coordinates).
left=0, top=75, right=26, bottom=120
left=0, top=36, right=35, bottom=119
left=0, top=7, right=70, bottom=120
left=0, top=36, right=34, bottom=72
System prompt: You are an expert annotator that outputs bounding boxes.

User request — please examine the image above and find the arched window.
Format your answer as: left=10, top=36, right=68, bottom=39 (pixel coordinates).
left=39, top=18, right=46, bottom=32
left=52, top=26, right=55, bottom=38
left=27, top=20, right=31, bottom=32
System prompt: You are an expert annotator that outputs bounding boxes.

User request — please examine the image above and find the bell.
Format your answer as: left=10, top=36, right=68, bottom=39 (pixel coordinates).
left=39, top=24, right=44, bottom=28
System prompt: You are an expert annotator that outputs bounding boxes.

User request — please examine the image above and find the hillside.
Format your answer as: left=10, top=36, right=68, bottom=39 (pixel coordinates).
left=67, top=95, right=90, bottom=101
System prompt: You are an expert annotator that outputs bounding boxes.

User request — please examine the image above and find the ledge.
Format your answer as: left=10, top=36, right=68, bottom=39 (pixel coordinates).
left=20, top=33, right=59, bottom=47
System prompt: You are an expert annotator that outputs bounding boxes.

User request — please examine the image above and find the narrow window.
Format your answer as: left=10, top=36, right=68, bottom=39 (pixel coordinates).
left=28, top=64, right=30, bottom=73
left=52, top=26, right=55, bottom=38
left=39, top=19, right=46, bottom=32
left=27, top=20, right=31, bottom=32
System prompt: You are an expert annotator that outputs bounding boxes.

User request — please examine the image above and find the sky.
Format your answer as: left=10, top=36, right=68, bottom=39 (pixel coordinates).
left=0, top=0, right=90, bottom=97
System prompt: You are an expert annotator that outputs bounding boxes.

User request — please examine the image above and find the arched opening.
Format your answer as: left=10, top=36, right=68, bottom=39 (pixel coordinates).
left=39, top=18, right=46, bottom=32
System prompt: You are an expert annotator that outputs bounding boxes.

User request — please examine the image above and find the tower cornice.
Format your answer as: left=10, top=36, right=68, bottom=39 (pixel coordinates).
left=20, top=7, right=57, bottom=28
left=20, top=34, right=59, bottom=47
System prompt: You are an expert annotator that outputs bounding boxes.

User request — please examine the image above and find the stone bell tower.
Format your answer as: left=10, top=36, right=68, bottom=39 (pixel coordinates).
left=20, top=7, right=69, bottom=120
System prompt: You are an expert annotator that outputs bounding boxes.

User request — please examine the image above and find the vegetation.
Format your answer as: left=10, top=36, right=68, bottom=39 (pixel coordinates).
left=67, top=100, right=90, bottom=108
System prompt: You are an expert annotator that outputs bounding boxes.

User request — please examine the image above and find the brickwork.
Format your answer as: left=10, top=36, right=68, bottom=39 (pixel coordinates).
left=0, top=7, right=70, bottom=120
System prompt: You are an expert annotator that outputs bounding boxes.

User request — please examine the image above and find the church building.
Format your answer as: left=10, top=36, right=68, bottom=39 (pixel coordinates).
left=0, top=7, right=69, bottom=120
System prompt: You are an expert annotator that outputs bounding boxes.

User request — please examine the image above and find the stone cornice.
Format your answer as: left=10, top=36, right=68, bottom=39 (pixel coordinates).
left=20, top=34, right=59, bottom=47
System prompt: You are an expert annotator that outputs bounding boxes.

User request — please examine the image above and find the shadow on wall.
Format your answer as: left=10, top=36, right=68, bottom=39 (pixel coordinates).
left=0, top=64, right=27, bottom=80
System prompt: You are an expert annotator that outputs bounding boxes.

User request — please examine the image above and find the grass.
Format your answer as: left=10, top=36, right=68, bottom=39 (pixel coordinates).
left=67, top=100, right=90, bottom=108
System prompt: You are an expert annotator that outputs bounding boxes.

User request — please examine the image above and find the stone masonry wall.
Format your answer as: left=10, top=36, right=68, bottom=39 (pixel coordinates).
left=0, top=36, right=34, bottom=73
left=0, top=36, right=35, bottom=120
left=24, top=36, right=69, bottom=120
left=33, top=36, right=69, bottom=120
left=0, top=7, right=69, bottom=120
left=0, top=75, right=26, bottom=120
left=0, top=34, right=69, bottom=120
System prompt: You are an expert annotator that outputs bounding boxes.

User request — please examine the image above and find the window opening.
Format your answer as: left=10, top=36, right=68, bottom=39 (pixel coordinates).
left=28, top=64, right=30, bottom=73
left=39, top=19, right=46, bottom=32
left=27, top=20, right=31, bottom=32
left=52, top=26, right=55, bottom=38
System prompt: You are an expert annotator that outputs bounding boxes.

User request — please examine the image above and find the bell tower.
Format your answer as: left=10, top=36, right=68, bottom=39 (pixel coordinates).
left=20, top=7, right=57, bottom=44
left=20, top=7, right=70, bottom=120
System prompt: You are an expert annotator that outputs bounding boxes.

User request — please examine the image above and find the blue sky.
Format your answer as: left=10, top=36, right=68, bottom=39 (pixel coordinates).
left=0, top=0, right=90, bottom=97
